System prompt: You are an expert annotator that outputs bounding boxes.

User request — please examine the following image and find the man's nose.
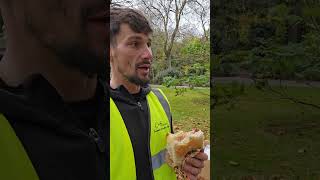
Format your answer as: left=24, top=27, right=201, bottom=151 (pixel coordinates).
left=141, top=47, right=153, bottom=62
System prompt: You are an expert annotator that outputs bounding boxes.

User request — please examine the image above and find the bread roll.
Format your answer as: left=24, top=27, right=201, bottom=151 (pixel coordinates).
left=166, top=129, right=204, bottom=167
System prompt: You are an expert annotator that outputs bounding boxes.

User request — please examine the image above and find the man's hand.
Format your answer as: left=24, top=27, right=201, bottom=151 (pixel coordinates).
left=182, top=151, right=208, bottom=180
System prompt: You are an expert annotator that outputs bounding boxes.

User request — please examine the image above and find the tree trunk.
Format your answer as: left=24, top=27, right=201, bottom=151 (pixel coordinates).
left=165, top=51, right=172, bottom=69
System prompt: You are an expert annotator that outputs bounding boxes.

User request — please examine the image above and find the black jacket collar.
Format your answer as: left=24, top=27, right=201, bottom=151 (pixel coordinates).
left=0, top=74, right=108, bottom=134
left=109, top=84, right=151, bottom=104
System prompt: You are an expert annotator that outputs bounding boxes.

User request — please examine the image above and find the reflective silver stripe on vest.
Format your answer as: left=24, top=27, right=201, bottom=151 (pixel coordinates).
left=152, top=149, right=167, bottom=170
left=151, top=89, right=171, bottom=125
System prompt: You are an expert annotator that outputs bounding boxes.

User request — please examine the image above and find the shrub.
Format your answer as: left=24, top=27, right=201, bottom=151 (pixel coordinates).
left=153, top=68, right=182, bottom=84
left=162, top=76, right=181, bottom=87
left=187, top=74, right=210, bottom=87
left=302, top=68, right=320, bottom=81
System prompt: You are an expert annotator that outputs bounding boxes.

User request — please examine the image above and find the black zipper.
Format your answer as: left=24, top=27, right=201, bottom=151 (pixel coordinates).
left=89, top=128, right=105, bottom=153
left=61, top=81, right=106, bottom=154
left=137, top=101, right=144, bottom=111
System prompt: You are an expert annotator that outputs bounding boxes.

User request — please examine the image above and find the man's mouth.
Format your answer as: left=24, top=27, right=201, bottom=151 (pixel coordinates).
left=137, top=64, right=151, bottom=73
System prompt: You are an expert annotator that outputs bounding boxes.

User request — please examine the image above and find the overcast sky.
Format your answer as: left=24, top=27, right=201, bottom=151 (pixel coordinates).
left=112, top=0, right=210, bottom=37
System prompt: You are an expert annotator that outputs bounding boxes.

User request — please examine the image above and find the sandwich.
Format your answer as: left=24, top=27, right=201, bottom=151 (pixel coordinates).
left=166, top=129, right=205, bottom=179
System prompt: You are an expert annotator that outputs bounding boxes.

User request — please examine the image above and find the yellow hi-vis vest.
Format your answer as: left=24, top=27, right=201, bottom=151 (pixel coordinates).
left=0, top=114, right=39, bottom=180
left=110, top=88, right=177, bottom=180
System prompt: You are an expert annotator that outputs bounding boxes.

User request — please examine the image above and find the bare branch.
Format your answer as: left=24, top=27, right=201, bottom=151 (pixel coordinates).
left=137, top=0, right=191, bottom=69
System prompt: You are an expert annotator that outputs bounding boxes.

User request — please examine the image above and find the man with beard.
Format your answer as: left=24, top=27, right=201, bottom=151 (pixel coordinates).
left=110, top=7, right=207, bottom=180
left=0, top=0, right=108, bottom=180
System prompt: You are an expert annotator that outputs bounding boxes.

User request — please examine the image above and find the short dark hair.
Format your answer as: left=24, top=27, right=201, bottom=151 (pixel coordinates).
left=110, top=7, right=152, bottom=46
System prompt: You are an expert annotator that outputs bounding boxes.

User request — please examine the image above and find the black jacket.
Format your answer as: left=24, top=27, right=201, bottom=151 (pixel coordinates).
left=110, top=85, right=173, bottom=180
left=0, top=75, right=109, bottom=180
left=110, top=85, right=153, bottom=180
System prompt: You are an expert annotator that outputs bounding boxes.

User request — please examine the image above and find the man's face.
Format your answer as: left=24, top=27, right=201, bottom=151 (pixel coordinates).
left=13, top=0, right=107, bottom=76
left=111, top=24, right=153, bottom=86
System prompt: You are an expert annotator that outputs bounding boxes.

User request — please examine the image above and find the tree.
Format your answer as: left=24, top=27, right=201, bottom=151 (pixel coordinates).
left=113, top=0, right=210, bottom=87
left=137, top=0, right=188, bottom=69
left=188, top=0, right=210, bottom=41
left=212, top=0, right=320, bottom=111
left=110, top=0, right=133, bottom=7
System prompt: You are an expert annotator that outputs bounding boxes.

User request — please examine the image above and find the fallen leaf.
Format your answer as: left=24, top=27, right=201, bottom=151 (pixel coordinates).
left=229, top=161, right=240, bottom=166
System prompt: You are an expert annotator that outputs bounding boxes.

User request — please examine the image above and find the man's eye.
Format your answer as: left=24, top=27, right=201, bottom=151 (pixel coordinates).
left=147, top=42, right=151, bottom=47
left=129, top=41, right=138, bottom=47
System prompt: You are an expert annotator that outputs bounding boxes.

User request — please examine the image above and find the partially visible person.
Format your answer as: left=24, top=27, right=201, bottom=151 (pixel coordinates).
left=0, top=0, right=108, bottom=179
left=109, top=7, right=208, bottom=180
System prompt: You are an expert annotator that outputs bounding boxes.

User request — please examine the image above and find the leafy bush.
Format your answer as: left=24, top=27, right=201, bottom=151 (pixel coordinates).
left=153, top=68, right=182, bottom=84
left=187, top=75, right=210, bottom=87
left=248, top=21, right=276, bottom=47
left=247, top=43, right=313, bottom=80
left=184, top=63, right=208, bottom=76
left=162, top=76, right=181, bottom=87
left=220, top=50, right=249, bottom=63
left=302, top=68, right=320, bottom=81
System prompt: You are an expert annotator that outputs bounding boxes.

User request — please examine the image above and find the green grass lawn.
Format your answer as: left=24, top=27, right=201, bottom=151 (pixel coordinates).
left=212, top=84, right=320, bottom=179
left=156, top=86, right=210, bottom=140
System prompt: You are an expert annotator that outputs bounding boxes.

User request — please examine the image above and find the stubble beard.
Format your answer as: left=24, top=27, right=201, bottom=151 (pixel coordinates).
left=126, top=74, right=150, bottom=87
left=119, top=67, right=150, bottom=87
left=25, top=11, right=106, bottom=78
